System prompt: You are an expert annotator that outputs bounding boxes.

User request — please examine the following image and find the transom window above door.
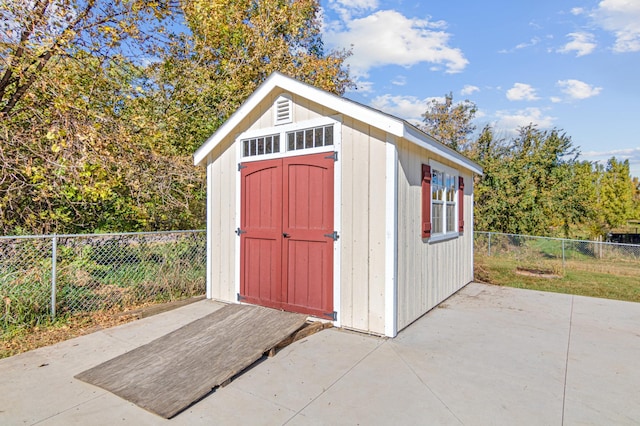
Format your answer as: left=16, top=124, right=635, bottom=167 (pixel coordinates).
left=240, top=121, right=337, bottom=159
left=286, top=125, right=333, bottom=152
left=242, top=134, right=280, bottom=157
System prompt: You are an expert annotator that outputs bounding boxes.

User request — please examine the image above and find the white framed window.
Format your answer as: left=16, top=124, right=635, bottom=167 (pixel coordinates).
left=430, top=161, right=459, bottom=239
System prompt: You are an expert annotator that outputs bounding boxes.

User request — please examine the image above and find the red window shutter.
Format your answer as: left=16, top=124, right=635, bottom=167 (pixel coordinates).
left=422, top=164, right=431, bottom=238
left=458, top=176, right=465, bottom=233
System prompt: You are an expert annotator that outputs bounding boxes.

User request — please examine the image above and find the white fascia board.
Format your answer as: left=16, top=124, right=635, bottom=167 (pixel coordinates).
left=193, top=72, right=405, bottom=166
left=402, top=125, right=483, bottom=175
left=271, top=75, right=405, bottom=137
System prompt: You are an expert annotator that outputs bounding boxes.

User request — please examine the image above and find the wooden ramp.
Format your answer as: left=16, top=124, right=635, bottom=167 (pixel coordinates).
left=75, top=304, right=309, bottom=418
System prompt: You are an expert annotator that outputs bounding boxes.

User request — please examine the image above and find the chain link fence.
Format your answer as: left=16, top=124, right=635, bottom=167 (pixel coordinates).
left=474, top=231, right=640, bottom=276
left=1, top=230, right=206, bottom=333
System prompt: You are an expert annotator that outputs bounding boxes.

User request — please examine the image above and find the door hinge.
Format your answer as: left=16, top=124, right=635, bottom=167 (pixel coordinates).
left=324, top=311, right=337, bottom=321
left=237, top=293, right=247, bottom=302
left=324, top=231, right=339, bottom=241
left=235, top=228, right=246, bottom=236
left=324, top=151, right=338, bottom=161
left=238, top=163, right=247, bottom=171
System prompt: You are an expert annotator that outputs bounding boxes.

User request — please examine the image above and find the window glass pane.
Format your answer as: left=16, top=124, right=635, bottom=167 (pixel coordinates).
left=250, top=139, right=257, bottom=156
left=243, top=140, right=249, bottom=157
left=325, top=125, right=333, bottom=145
left=305, top=129, right=314, bottom=148
left=315, top=127, right=324, bottom=147
left=274, top=135, right=280, bottom=153
left=432, top=204, right=443, bottom=234
left=257, top=137, right=265, bottom=155
left=446, top=204, right=455, bottom=233
left=288, top=132, right=295, bottom=151
left=265, top=136, right=272, bottom=153
left=296, top=131, right=304, bottom=150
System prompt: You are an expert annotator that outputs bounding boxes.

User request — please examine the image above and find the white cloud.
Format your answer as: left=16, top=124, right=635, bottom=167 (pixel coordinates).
left=571, top=7, right=585, bottom=15
left=582, top=147, right=640, bottom=176
left=392, top=75, right=407, bottom=86
left=370, top=94, right=443, bottom=123
left=506, top=83, right=540, bottom=101
left=494, top=108, right=556, bottom=134
left=499, top=37, right=540, bottom=53
left=327, top=0, right=379, bottom=22
left=556, top=79, right=603, bottom=100
left=550, top=96, right=562, bottom=103
left=323, top=9, right=468, bottom=77
left=346, top=80, right=374, bottom=94
left=591, top=0, right=640, bottom=52
left=557, top=32, right=597, bottom=56
left=460, top=85, right=480, bottom=96
left=516, top=37, right=540, bottom=50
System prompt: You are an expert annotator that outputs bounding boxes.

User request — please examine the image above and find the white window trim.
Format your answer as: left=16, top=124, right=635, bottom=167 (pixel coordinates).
left=429, top=159, right=460, bottom=243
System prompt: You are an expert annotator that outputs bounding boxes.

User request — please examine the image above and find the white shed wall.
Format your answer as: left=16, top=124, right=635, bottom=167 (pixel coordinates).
left=339, top=117, right=387, bottom=335
left=395, top=137, right=475, bottom=331
left=206, top=139, right=238, bottom=303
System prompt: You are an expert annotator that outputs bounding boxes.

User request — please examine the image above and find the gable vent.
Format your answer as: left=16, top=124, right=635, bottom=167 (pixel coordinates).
left=274, top=95, right=293, bottom=125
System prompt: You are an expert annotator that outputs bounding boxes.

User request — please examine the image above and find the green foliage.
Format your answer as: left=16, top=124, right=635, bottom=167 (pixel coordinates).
left=420, top=92, right=477, bottom=152
left=136, top=0, right=354, bottom=157
left=470, top=125, right=588, bottom=236
left=0, top=0, right=351, bottom=235
left=599, top=158, right=634, bottom=229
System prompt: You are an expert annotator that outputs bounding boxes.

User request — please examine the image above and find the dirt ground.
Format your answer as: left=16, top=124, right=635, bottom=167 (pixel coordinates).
left=1, top=296, right=204, bottom=359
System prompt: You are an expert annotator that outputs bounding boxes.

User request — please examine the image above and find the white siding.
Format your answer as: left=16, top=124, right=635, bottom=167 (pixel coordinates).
left=246, top=91, right=329, bottom=133
left=395, top=138, right=474, bottom=331
left=339, top=118, right=387, bottom=335
left=206, top=139, right=238, bottom=303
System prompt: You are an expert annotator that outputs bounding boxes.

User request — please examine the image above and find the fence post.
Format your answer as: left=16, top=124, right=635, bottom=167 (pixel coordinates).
left=51, top=235, right=57, bottom=320
left=561, top=239, right=565, bottom=272
left=488, top=232, right=492, bottom=256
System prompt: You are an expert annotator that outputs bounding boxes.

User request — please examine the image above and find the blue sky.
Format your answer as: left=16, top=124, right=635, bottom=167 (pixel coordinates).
left=320, top=0, right=640, bottom=177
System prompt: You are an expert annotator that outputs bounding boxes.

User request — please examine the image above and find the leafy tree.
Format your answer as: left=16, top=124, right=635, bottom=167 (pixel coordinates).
left=0, top=51, right=205, bottom=234
left=0, top=0, right=352, bottom=235
left=632, top=176, right=640, bottom=218
left=599, top=158, right=634, bottom=229
left=137, top=0, right=353, bottom=156
left=471, top=125, right=588, bottom=236
left=0, top=0, right=178, bottom=117
left=0, top=1, right=206, bottom=234
left=420, top=92, right=477, bottom=152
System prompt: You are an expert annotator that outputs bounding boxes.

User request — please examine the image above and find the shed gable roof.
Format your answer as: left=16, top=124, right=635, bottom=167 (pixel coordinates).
left=193, top=72, right=482, bottom=175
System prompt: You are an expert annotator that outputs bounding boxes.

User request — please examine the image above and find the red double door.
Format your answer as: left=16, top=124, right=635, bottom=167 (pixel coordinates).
left=239, top=153, right=335, bottom=320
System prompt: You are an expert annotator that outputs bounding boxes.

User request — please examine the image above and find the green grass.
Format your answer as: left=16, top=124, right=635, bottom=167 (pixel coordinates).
left=475, top=254, right=640, bottom=303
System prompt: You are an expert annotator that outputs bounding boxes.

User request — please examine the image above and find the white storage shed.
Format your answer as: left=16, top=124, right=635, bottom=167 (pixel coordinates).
left=194, top=72, right=482, bottom=337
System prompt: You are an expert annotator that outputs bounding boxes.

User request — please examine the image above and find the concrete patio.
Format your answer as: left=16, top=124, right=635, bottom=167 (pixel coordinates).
left=1, top=282, right=639, bottom=425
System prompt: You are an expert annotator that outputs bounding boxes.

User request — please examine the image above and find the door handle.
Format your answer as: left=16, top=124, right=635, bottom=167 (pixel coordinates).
left=282, top=233, right=291, bottom=238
